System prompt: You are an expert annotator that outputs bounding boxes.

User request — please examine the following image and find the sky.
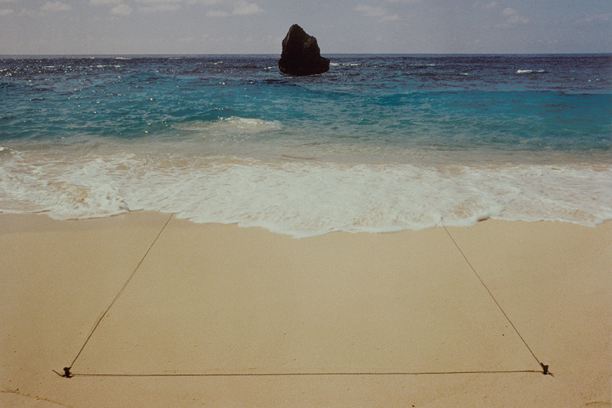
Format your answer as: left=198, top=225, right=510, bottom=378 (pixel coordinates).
left=0, top=0, right=610, bottom=55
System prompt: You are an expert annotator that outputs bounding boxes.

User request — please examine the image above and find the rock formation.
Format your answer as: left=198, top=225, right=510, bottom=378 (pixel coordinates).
left=279, top=24, right=330, bottom=76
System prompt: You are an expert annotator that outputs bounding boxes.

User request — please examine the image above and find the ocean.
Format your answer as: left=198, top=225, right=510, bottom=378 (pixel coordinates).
left=1, top=54, right=611, bottom=237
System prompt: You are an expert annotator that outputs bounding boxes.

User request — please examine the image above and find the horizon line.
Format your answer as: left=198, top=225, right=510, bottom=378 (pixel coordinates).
left=1, top=52, right=611, bottom=58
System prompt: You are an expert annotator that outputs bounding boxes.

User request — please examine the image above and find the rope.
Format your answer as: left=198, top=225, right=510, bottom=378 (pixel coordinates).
left=443, top=226, right=550, bottom=375
left=64, top=213, right=175, bottom=375
left=56, top=217, right=551, bottom=378
left=55, top=370, right=542, bottom=378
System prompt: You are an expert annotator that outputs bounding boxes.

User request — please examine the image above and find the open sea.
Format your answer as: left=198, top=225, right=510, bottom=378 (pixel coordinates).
left=1, top=54, right=611, bottom=237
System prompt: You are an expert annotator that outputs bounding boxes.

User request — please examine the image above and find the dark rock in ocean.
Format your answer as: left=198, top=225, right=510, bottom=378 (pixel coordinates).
left=279, top=24, right=330, bottom=76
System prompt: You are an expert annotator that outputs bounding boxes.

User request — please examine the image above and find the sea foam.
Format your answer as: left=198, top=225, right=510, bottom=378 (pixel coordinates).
left=1, top=143, right=610, bottom=237
left=176, top=117, right=283, bottom=136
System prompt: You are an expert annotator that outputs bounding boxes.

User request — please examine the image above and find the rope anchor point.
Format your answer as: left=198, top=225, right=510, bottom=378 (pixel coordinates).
left=62, top=367, right=73, bottom=378
left=540, top=363, right=551, bottom=376
left=52, top=367, right=73, bottom=378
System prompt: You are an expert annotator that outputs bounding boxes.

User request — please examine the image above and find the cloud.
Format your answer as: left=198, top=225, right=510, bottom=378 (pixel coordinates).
left=496, top=7, right=529, bottom=28
left=232, top=0, right=262, bottom=15
left=207, top=9, right=229, bottom=17
left=206, top=1, right=262, bottom=17
left=92, top=0, right=184, bottom=13
left=19, top=9, right=37, bottom=16
left=472, top=1, right=497, bottom=10
left=91, top=0, right=132, bottom=16
left=0, top=0, right=13, bottom=15
left=140, top=4, right=181, bottom=12
left=41, top=1, right=72, bottom=12
left=135, top=0, right=182, bottom=3
left=90, top=0, right=121, bottom=4
left=356, top=4, right=400, bottom=22
left=111, top=3, right=133, bottom=15
left=574, top=12, right=611, bottom=25
left=135, top=0, right=182, bottom=12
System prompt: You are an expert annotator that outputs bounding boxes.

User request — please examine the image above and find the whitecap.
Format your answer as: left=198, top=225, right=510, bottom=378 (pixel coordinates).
left=177, top=117, right=282, bottom=136
left=517, top=69, right=546, bottom=74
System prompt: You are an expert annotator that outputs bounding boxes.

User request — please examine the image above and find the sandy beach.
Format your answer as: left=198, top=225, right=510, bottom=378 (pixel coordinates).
left=1, top=211, right=610, bottom=407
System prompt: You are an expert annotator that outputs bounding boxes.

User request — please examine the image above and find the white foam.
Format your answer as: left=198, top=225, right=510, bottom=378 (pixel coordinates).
left=177, top=117, right=282, bottom=136
left=1, top=146, right=610, bottom=237
left=330, top=63, right=360, bottom=67
left=0, top=151, right=131, bottom=218
left=517, top=69, right=546, bottom=74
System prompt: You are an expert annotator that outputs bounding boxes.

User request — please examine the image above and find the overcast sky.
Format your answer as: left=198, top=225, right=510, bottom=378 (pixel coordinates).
left=0, top=0, right=610, bottom=55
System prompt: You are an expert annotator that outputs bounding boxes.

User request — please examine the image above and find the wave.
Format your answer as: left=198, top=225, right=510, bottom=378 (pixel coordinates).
left=1, top=146, right=610, bottom=237
left=330, top=62, right=361, bottom=67
left=175, top=117, right=283, bottom=136
left=516, top=69, right=547, bottom=74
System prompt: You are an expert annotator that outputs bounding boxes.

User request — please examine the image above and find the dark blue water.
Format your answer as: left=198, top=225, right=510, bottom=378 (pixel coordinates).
left=1, top=55, right=611, bottom=236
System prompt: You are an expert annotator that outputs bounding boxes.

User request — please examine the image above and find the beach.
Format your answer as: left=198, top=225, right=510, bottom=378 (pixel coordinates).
left=1, top=53, right=611, bottom=407
left=1, top=212, right=610, bottom=407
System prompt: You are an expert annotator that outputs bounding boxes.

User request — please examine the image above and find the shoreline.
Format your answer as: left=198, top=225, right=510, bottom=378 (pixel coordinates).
left=2, top=142, right=611, bottom=237
left=1, top=212, right=610, bottom=407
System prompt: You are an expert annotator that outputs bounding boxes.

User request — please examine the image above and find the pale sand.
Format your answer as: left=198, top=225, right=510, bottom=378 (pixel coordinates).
left=0, top=212, right=610, bottom=407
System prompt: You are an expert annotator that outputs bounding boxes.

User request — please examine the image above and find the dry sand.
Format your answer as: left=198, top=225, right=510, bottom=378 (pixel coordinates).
left=1, top=211, right=610, bottom=407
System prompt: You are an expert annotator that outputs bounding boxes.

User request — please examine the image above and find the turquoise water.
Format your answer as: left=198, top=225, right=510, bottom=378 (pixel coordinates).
left=1, top=54, right=611, bottom=236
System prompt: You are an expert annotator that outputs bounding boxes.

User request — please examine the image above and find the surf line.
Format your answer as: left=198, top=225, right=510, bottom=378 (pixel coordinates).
left=443, top=226, right=551, bottom=376
left=57, top=213, right=175, bottom=379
